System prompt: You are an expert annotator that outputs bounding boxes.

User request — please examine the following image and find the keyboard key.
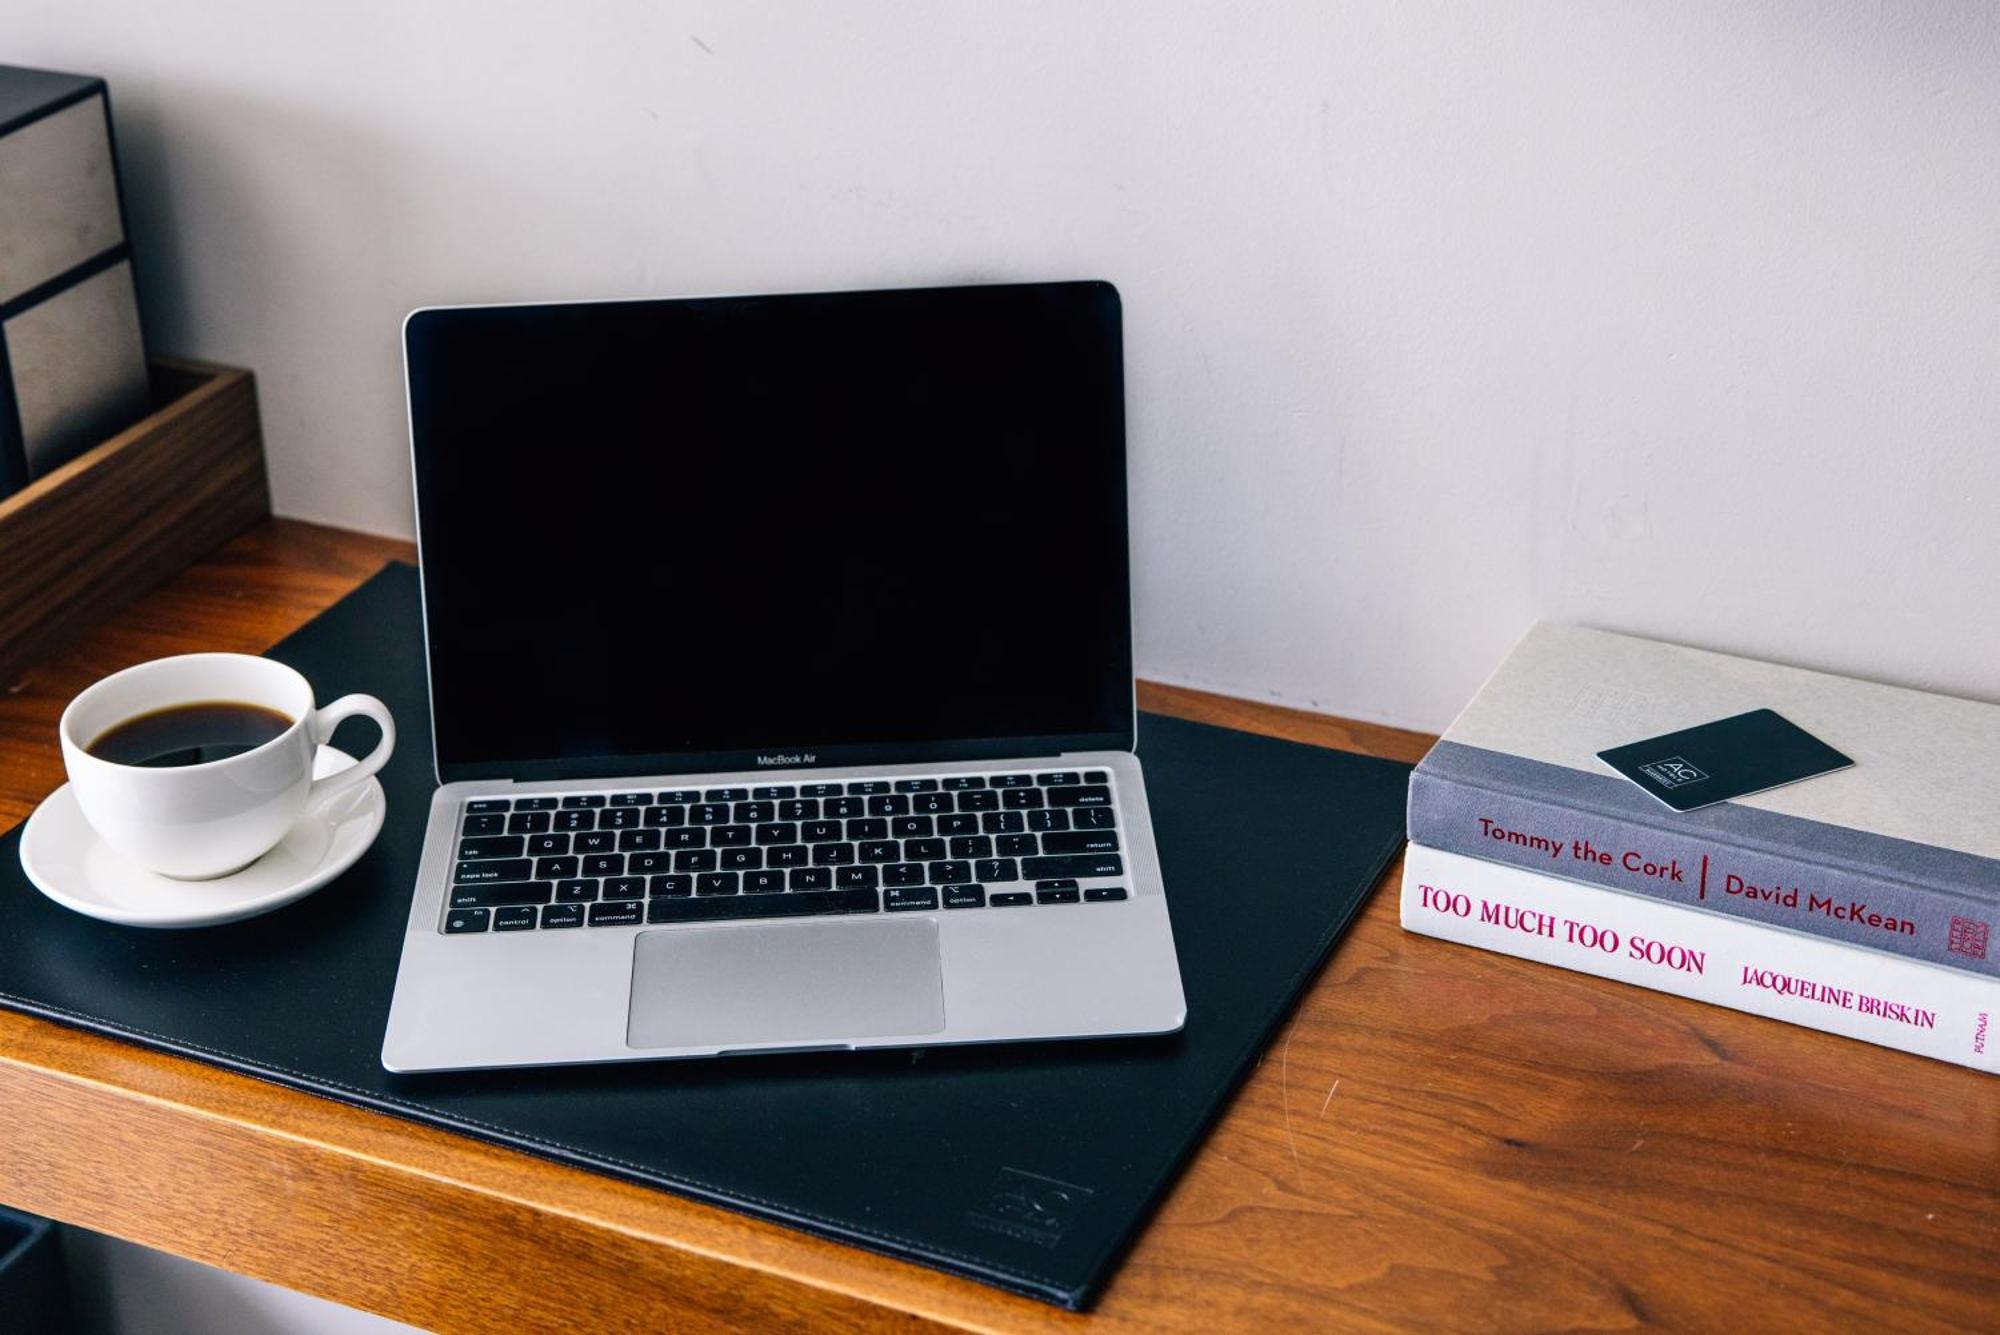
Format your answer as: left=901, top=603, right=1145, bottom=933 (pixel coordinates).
left=506, top=811, right=551, bottom=835
left=903, top=838, right=946, bottom=862
left=536, top=855, right=581, bottom=879
left=1001, top=788, right=1044, bottom=810
left=885, top=886, right=939, bottom=912
left=956, top=789, right=999, bottom=812
left=802, top=783, right=841, bottom=798
left=975, top=858, right=1019, bottom=882
left=1041, top=831, right=1120, bottom=854
left=891, top=815, right=932, bottom=838
left=554, top=809, right=596, bottom=832
left=812, top=842, right=856, bottom=866
left=589, top=901, right=644, bottom=927
left=1085, top=886, right=1128, bottom=902
left=710, top=824, right=752, bottom=847
left=752, top=785, right=796, bottom=799
left=449, top=881, right=553, bottom=908
left=943, top=884, right=986, bottom=909
left=928, top=860, right=971, bottom=884
left=584, top=854, right=624, bottom=876
left=990, top=774, right=1032, bottom=788
left=647, top=887, right=879, bottom=924
left=493, top=905, right=537, bottom=931
left=981, top=811, right=1025, bottom=834
left=705, top=788, right=748, bottom=802
left=911, top=792, right=952, bottom=815
left=620, top=828, right=663, bottom=854
left=662, top=827, right=707, bottom=849
left=802, top=819, right=842, bottom=842
left=562, top=794, right=606, bottom=809
left=458, top=835, right=525, bottom=860
left=604, top=876, right=647, bottom=900
left=938, top=813, right=979, bottom=836
left=734, top=801, right=774, bottom=823
left=697, top=872, right=739, bottom=896
left=556, top=879, right=599, bottom=902
left=643, top=805, right=687, bottom=827
left=989, top=891, right=1033, bottom=907
left=790, top=867, right=832, bottom=890
left=1084, top=770, right=1109, bottom=783
left=676, top=849, right=718, bottom=871
left=755, top=822, right=799, bottom=844
left=611, top=792, right=650, bottom=806
left=628, top=850, right=674, bottom=873
left=721, top=847, right=762, bottom=870
left=462, top=813, right=506, bottom=836
left=576, top=830, right=616, bottom=854
left=996, top=833, right=1037, bottom=857
left=743, top=869, right=785, bottom=894
left=515, top=797, right=559, bottom=811
left=1036, top=885, right=1081, bottom=905
left=1073, top=807, right=1117, bottom=830
left=466, top=799, right=511, bottom=814
left=456, top=858, right=532, bottom=884
left=1027, top=808, right=1070, bottom=832
left=445, top=908, right=490, bottom=933
left=942, top=775, right=986, bottom=790
left=1036, top=771, right=1081, bottom=786
left=541, top=903, right=584, bottom=928
left=949, top=835, right=992, bottom=859
left=527, top=833, right=569, bottom=857
left=1047, top=785, right=1112, bottom=807
left=599, top=807, right=639, bottom=830
left=894, top=778, right=939, bottom=793
left=1022, top=854, right=1123, bottom=880
left=779, top=798, right=819, bottom=821
left=836, top=865, right=880, bottom=889
left=649, top=874, right=693, bottom=898
left=846, top=781, right=888, bottom=795
left=657, top=789, right=699, bottom=804
left=867, top=794, right=909, bottom=817
left=766, top=844, right=807, bottom=867
left=826, top=797, right=864, bottom=819
left=845, top=817, right=888, bottom=841
left=691, top=803, right=730, bottom=825
left=883, top=862, right=927, bottom=887
left=859, top=840, right=900, bottom=863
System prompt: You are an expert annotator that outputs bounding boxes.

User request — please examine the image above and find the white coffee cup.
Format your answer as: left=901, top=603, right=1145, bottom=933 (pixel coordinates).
left=59, top=653, right=396, bottom=879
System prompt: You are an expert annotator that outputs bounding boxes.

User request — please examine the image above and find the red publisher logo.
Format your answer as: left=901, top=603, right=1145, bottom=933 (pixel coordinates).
left=1948, top=916, right=1990, bottom=961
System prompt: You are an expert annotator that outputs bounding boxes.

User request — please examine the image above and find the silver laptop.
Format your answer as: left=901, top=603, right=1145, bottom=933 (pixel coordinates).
left=381, top=281, right=1187, bottom=1071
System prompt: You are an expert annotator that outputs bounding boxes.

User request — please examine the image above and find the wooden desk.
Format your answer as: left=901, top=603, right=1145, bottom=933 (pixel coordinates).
left=1, top=519, right=1993, bottom=1333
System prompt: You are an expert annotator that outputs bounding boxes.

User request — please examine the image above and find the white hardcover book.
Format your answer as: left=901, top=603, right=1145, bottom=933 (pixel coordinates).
left=1401, top=843, right=1998, bottom=1073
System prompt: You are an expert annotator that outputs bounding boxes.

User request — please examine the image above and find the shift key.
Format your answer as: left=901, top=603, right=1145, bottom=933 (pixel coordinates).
left=1020, top=854, right=1123, bottom=880
left=455, top=858, right=533, bottom=884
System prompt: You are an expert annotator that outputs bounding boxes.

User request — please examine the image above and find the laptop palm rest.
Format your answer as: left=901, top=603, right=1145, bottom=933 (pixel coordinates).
left=627, top=919, right=946, bottom=1051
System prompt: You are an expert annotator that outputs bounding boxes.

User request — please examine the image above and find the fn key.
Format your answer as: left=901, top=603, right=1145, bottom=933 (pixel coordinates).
left=444, top=908, right=490, bottom=933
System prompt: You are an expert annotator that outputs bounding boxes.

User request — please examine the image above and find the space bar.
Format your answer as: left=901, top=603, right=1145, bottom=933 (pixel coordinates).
left=645, top=888, right=881, bottom=924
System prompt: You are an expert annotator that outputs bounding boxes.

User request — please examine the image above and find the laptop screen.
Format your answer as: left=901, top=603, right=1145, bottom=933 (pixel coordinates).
left=407, top=281, right=1133, bottom=781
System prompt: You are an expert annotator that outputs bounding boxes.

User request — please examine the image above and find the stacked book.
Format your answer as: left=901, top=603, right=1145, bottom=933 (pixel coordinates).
left=1403, top=624, right=1997, bottom=1073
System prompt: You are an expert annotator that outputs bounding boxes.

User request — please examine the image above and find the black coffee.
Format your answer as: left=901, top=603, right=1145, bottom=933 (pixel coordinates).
left=87, top=701, right=293, bottom=768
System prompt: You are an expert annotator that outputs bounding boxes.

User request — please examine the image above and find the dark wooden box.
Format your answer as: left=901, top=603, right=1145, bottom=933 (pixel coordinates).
left=0, top=357, right=268, bottom=684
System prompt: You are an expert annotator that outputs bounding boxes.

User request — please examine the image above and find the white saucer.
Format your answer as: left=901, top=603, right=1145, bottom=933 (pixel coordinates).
left=19, top=746, right=386, bottom=928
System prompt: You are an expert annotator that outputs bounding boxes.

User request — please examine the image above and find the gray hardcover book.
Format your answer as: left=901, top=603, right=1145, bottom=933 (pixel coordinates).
left=1408, top=624, right=2000, bottom=978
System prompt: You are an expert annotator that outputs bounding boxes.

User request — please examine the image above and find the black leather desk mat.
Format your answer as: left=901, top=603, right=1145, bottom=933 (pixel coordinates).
left=0, top=564, right=1411, bottom=1309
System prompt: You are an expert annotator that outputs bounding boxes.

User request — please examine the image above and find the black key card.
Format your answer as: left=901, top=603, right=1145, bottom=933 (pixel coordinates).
left=1596, top=708, right=1853, bottom=812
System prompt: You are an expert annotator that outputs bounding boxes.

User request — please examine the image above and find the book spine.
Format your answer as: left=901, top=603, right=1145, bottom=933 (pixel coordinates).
left=1401, top=843, right=1998, bottom=1073
left=1407, top=763, right=1999, bottom=980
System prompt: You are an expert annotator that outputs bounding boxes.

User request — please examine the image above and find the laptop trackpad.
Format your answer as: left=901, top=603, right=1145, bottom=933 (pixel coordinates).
left=627, top=918, right=946, bottom=1051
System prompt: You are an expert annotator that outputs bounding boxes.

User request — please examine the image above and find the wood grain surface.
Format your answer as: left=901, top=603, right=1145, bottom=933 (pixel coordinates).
left=0, top=519, right=1993, bottom=1333
left=0, top=359, right=269, bottom=688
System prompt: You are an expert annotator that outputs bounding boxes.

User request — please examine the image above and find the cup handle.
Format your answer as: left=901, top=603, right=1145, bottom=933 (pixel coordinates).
left=307, top=694, right=396, bottom=799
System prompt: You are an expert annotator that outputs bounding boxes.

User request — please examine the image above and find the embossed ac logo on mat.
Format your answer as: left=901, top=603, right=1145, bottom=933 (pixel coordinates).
left=965, top=1168, right=1095, bottom=1248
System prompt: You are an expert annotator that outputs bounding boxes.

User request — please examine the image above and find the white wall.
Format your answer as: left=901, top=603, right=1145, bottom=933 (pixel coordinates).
left=11, top=1, right=1998, bottom=732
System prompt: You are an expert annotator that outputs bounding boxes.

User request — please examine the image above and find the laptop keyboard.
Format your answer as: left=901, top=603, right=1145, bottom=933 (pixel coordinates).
left=440, top=770, right=1128, bottom=934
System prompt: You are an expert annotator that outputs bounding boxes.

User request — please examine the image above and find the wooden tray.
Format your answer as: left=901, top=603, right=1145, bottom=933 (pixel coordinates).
left=0, top=357, right=267, bottom=685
